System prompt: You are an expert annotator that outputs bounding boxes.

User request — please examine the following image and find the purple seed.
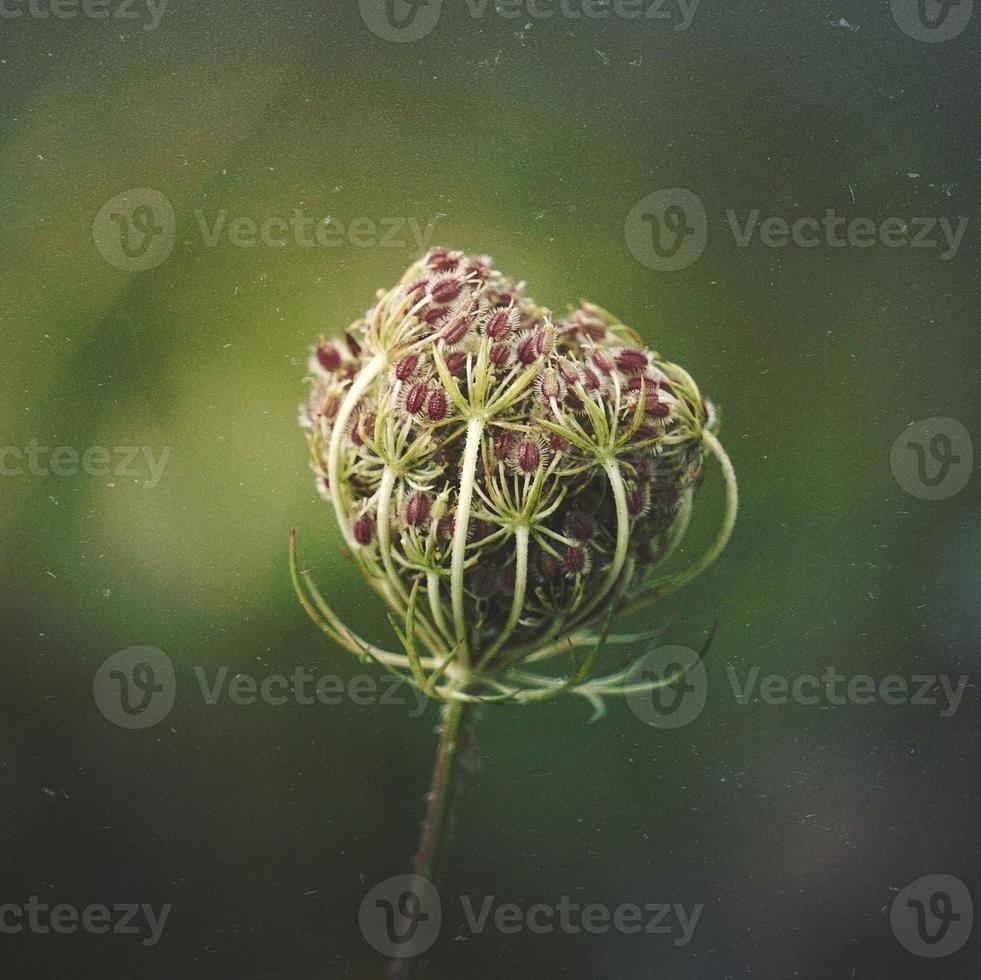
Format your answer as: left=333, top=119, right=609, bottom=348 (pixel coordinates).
left=404, top=491, right=431, bottom=527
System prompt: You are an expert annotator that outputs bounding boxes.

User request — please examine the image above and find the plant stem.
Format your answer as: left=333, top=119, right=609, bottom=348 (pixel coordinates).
left=449, top=415, right=485, bottom=660
left=389, top=696, right=476, bottom=980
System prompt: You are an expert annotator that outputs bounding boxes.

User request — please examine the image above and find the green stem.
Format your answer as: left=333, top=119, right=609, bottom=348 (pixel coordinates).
left=450, top=416, right=484, bottom=659
left=389, top=697, right=476, bottom=980
left=327, top=351, right=387, bottom=547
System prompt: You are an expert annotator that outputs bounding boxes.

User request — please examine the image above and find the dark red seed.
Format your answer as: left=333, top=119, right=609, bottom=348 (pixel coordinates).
left=464, top=256, right=491, bottom=280
left=394, top=355, right=419, bottom=381
left=534, top=549, right=558, bottom=581
left=493, top=431, right=515, bottom=461
left=581, top=366, right=601, bottom=391
left=516, top=334, right=538, bottom=365
left=421, top=306, right=446, bottom=326
left=427, top=248, right=462, bottom=272
left=591, top=351, right=614, bottom=375
left=515, top=438, right=540, bottom=474
left=581, top=318, right=606, bottom=341
left=351, top=413, right=374, bottom=447
left=427, top=388, right=448, bottom=422
left=627, top=486, right=649, bottom=517
left=546, top=431, right=568, bottom=453
left=616, top=348, right=648, bottom=374
left=430, top=277, right=463, bottom=304
left=321, top=392, right=340, bottom=420
left=437, top=513, right=455, bottom=540
left=404, top=491, right=431, bottom=527
left=405, top=382, right=428, bottom=415
left=567, top=511, right=594, bottom=541
left=441, top=313, right=470, bottom=346
left=634, top=456, right=655, bottom=481
left=316, top=344, right=341, bottom=372
left=562, top=546, right=587, bottom=575
left=484, top=307, right=512, bottom=339
left=489, top=343, right=511, bottom=369
left=444, top=351, right=468, bottom=377
left=353, top=516, right=374, bottom=546
left=644, top=392, right=671, bottom=418
left=558, top=360, right=581, bottom=386
left=534, top=326, right=555, bottom=357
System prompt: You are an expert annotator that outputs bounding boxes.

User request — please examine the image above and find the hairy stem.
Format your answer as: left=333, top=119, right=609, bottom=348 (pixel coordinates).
left=389, top=697, right=476, bottom=980
left=450, top=416, right=484, bottom=660
left=327, top=351, right=387, bottom=548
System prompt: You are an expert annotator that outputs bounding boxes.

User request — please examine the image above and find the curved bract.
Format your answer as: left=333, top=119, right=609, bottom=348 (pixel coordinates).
left=294, top=249, right=737, bottom=712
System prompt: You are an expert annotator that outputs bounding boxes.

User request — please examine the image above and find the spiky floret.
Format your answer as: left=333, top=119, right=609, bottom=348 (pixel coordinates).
left=295, top=250, right=737, bottom=714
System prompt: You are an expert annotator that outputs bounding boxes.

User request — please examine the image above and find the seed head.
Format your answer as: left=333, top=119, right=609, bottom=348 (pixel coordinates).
left=300, top=249, right=728, bottom=683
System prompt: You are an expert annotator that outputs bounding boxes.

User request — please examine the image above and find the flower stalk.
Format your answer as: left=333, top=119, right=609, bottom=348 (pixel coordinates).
left=294, top=249, right=738, bottom=972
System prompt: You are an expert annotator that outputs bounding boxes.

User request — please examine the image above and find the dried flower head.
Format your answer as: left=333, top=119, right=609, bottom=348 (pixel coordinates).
left=293, top=250, right=737, bottom=712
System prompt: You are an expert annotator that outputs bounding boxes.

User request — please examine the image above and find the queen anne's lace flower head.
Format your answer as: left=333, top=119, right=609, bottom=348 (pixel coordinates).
left=294, top=250, right=737, bottom=710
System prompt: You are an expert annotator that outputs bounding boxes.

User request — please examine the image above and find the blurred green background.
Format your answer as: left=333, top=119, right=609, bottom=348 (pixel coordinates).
left=2, top=1, right=980, bottom=976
